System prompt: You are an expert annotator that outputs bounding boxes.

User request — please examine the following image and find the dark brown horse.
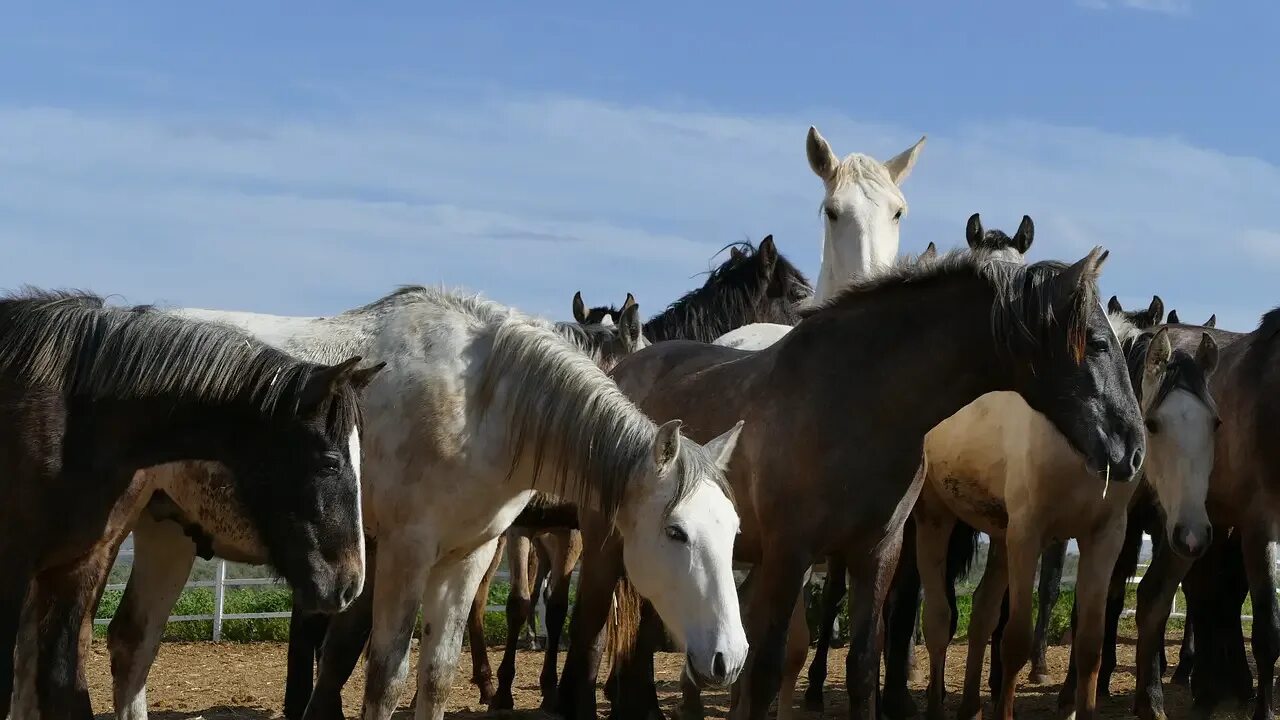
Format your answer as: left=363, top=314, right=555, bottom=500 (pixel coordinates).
left=0, top=289, right=379, bottom=719
left=564, top=247, right=1144, bottom=720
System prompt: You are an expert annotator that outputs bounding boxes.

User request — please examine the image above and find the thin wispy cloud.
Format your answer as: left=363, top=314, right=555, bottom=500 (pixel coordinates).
left=1077, top=0, right=1192, bottom=15
left=0, top=91, right=1274, bottom=331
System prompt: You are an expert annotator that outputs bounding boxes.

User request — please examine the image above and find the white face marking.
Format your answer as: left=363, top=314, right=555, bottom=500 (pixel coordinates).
left=347, top=425, right=366, bottom=580
left=1143, top=388, right=1214, bottom=551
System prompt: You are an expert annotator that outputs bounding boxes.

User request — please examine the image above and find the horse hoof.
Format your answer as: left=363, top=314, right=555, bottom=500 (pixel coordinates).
left=489, top=691, right=516, bottom=712
left=1029, top=671, right=1050, bottom=685
left=883, top=690, right=919, bottom=719
left=1170, top=667, right=1191, bottom=686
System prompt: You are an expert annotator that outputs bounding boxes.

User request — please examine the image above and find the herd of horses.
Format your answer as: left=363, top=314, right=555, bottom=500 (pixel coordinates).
left=1, top=125, right=1277, bottom=720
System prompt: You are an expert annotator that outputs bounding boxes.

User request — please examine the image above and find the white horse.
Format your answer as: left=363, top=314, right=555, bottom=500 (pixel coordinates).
left=66, top=288, right=746, bottom=720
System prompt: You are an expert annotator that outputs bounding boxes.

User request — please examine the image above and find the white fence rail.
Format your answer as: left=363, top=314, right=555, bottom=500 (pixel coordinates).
left=93, top=536, right=523, bottom=641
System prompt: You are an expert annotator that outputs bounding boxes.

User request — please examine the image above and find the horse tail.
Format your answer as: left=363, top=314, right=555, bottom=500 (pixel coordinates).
left=606, top=575, right=643, bottom=664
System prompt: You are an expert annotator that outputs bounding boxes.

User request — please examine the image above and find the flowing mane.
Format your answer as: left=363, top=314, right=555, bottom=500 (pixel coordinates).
left=345, top=285, right=733, bottom=522
left=642, top=240, right=812, bottom=343
left=0, top=288, right=340, bottom=417
left=801, top=248, right=1101, bottom=362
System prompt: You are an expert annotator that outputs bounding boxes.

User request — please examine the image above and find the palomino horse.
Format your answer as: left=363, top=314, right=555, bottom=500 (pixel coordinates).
left=596, top=248, right=1145, bottom=720
left=90, top=292, right=653, bottom=720
left=917, top=320, right=1217, bottom=720
left=97, top=287, right=748, bottom=720
left=0, top=289, right=376, bottom=719
left=1126, top=313, right=1280, bottom=720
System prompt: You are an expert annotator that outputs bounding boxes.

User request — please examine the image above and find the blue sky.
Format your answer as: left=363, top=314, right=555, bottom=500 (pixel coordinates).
left=1, top=0, right=1277, bottom=329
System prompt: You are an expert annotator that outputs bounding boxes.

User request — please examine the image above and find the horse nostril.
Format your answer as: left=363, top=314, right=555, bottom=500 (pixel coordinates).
left=713, top=652, right=727, bottom=681
left=1129, top=447, right=1145, bottom=474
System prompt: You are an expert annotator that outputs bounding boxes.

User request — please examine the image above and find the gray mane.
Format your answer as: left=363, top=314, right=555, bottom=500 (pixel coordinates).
left=348, top=285, right=732, bottom=521
left=0, top=288, right=328, bottom=416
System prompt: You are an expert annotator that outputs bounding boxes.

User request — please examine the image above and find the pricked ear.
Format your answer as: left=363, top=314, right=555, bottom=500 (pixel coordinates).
left=703, top=420, right=745, bottom=472
left=806, top=126, right=839, bottom=182
left=618, top=302, right=643, bottom=352
left=620, top=292, right=637, bottom=314
left=1062, top=247, right=1107, bottom=294
left=350, top=361, right=387, bottom=392
left=884, top=135, right=926, bottom=186
left=966, top=213, right=984, bottom=249
left=1196, top=332, right=1219, bottom=377
left=653, top=419, right=683, bottom=472
left=572, top=291, right=589, bottom=325
left=758, top=235, right=779, bottom=275
left=298, top=356, right=363, bottom=414
left=1144, top=327, right=1173, bottom=383
left=1167, top=309, right=1180, bottom=324
left=1205, top=314, right=1217, bottom=328
left=729, top=246, right=745, bottom=262
left=1148, top=296, right=1165, bottom=326
left=921, top=242, right=938, bottom=261
left=1013, top=215, right=1035, bottom=254
left=1108, top=295, right=1124, bottom=315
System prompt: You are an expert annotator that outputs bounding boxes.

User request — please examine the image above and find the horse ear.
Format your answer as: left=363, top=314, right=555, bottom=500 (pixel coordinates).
left=1107, top=295, right=1123, bottom=315
left=729, top=246, right=745, bottom=262
left=921, top=242, right=937, bottom=260
left=572, top=292, right=588, bottom=325
left=1013, top=215, right=1035, bottom=254
left=1059, top=247, right=1108, bottom=303
left=1167, top=309, right=1180, bottom=324
left=653, top=419, right=683, bottom=471
left=1196, top=332, right=1219, bottom=377
left=703, top=420, right=745, bottom=472
left=1144, top=327, right=1173, bottom=383
left=807, top=126, right=839, bottom=182
left=884, top=135, right=926, bottom=186
left=298, top=356, right=363, bottom=414
left=965, top=213, right=984, bottom=249
left=618, top=302, right=644, bottom=352
left=621, top=292, right=637, bottom=313
left=1148, top=296, right=1165, bottom=326
left=350, top=361, right=387, bottom=392
left=1205, top=314, right=1217, bottom=328
left=758, top=235, right=779, bottom=274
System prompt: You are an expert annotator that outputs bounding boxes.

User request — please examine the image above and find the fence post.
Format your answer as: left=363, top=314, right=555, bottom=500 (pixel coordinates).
left=212, top=560, right=227, bottom=641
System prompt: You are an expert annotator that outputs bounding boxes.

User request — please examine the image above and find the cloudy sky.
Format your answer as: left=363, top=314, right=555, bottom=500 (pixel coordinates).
left=1, top=0, right=1275, bottom=330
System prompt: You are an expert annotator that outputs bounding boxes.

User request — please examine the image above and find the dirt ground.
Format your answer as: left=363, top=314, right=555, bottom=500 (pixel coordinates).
left=84, top=637, right=1205, bottom=719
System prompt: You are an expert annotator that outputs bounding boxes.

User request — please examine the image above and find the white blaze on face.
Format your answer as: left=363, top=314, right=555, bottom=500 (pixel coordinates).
left=348, top=425, right=367, bottom=587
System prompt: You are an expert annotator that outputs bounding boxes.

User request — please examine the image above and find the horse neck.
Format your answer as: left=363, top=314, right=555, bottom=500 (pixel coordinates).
left=785, top=279, right=1006, bottom=440
left=642, top=292, right=755, bottom=344
left=76, top=397, right=274, bottom=477
left=177, top=307, right=371, bottom=366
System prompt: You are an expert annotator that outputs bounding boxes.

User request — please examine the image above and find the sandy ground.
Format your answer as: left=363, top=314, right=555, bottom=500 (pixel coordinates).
left=84, top=638, right=1205, bottom=719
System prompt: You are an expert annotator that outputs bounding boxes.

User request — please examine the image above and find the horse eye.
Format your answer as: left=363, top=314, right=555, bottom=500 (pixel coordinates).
left=665, top=525, right=689, bottom=543
left=824, top=207, right=838, bottom=222
left=893, top=208, right=903, bottom=222
left=1089, top=339, right=1109, bottom=353
left=1145, top=418, right=1160, bottom=435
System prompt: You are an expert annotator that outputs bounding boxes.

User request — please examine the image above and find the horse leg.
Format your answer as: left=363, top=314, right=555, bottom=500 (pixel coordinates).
left=556, top=514, right=624, bottom=720
left=776, top=583, right=811, bottom=720
left=1132, top=538, right=1191, bottom=720
left=1241, top=527, right=1278, bottom=720
left=844, top=530, right=906, bottom=720
left=33, top=548, right=113, bottom=719
left=992, top=529, right=1041, bottom=720
left=1058, top=523, right=1125, bottom=720
left=1170, top=614, right=1192, bottom=684
left=467, top=532, right=504, bottom=705
left=528, top=535, right=551, bottom=651
left=730, top=551, right=809, bottom=720
left=357, top=533, right=433, bottom=720
left=914, top=505, right=957, bottom=720
left=284, top=611, right=330, bottom=719
left=492, top=529, right=533, bottom=710
left=804, top=553, right=847, bottom=712
left=1180, top=528, right=1248, bottom=715
left=304, top=545, right=377, bottom=720
left=988, top=591, right=1008, bottom=697
left=1030, top=540, right=1066, bottom=684
left=108, top=515, right=198, bottom=720
left=960, top=540, right=1009, bottom=720
left=884, top=520, right=923, bottom=720
left=413, top=538, right=502, bottom=720
left=540, top=528, right=582, bottom=709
